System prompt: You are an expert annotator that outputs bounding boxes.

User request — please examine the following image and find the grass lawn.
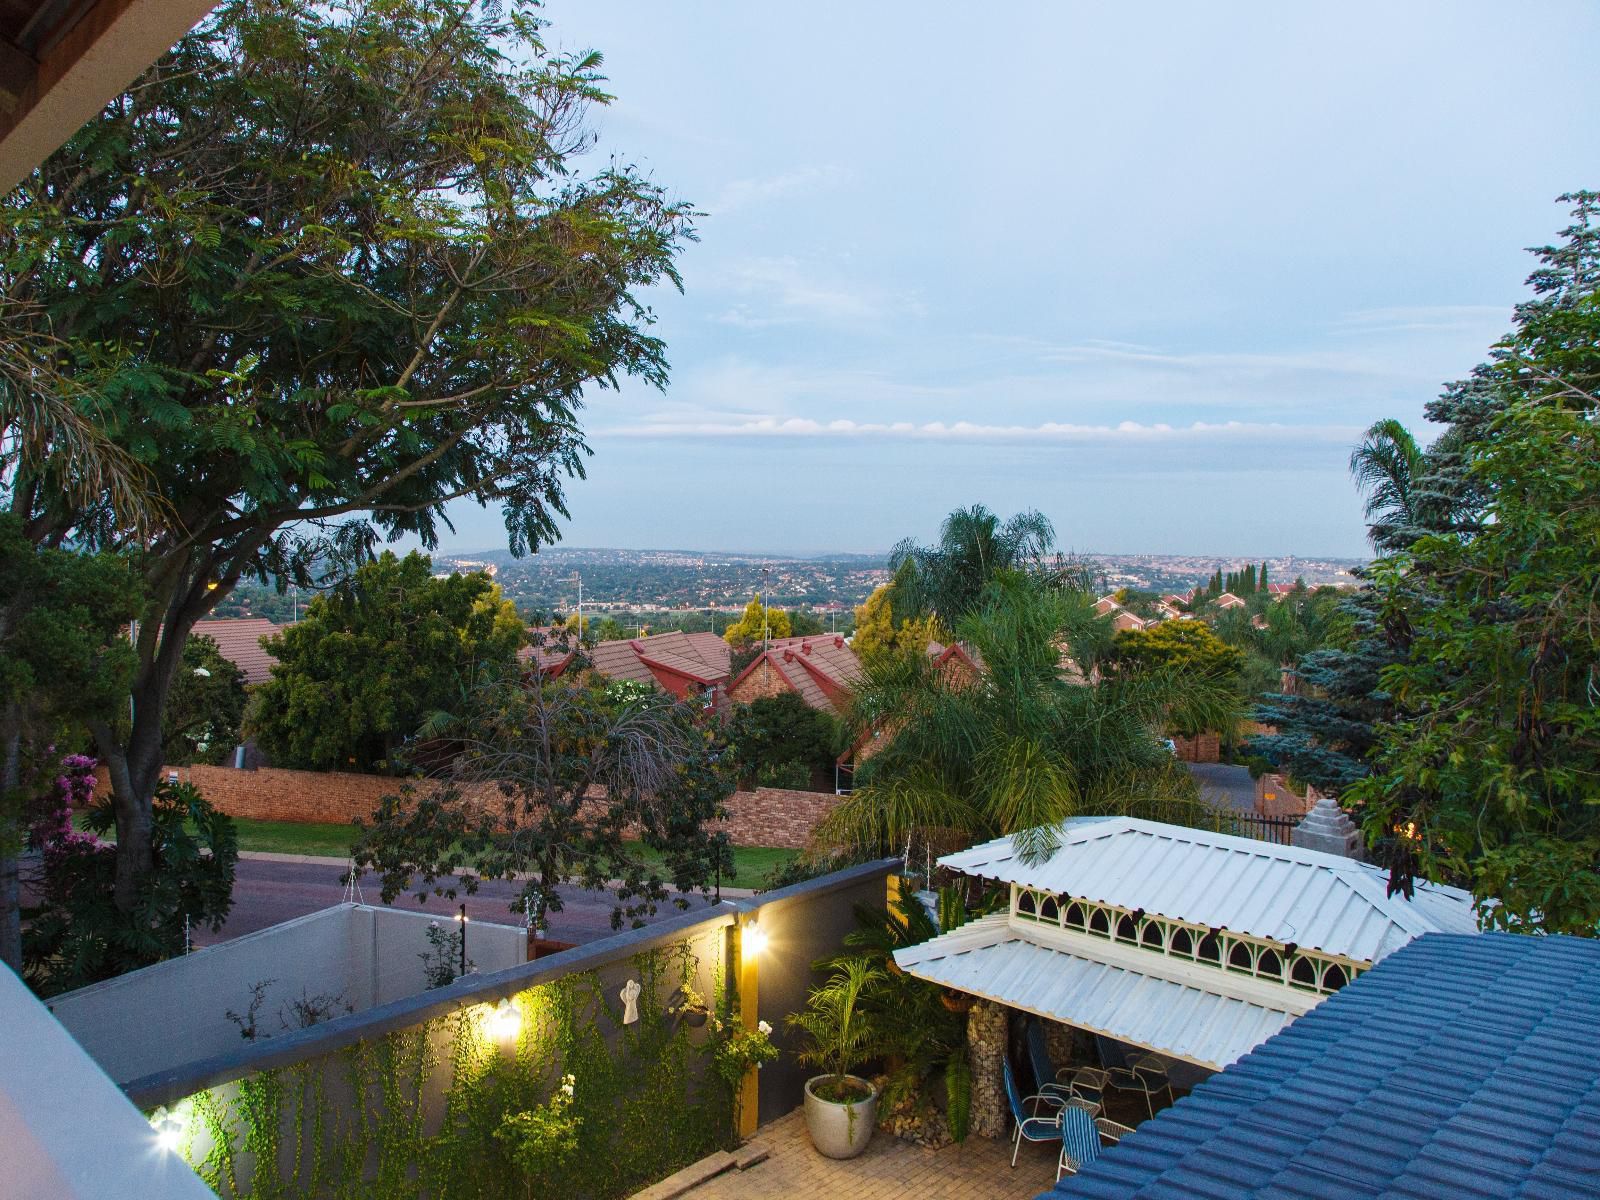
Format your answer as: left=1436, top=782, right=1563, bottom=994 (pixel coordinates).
left=231, top=818, right=797, bottom=885
left=77, top=813, right=800, bottom=884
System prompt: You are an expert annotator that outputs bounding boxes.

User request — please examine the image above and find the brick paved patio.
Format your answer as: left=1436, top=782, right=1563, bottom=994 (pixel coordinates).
left=684, top=1110, right=1061, bottom=1200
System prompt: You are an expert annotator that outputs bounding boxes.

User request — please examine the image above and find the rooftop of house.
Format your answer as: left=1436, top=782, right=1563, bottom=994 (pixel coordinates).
left=1213, top=592, right=1247, bottom=608
left=939, top=817, right=1478, bottom=964
left=1045, top=931, right=1600, bottom=1200
left=731, top=633, right=863, bottom=713
left=189, top=617, right=281, bottom=684
left=588, top=630, right=732, bottom=690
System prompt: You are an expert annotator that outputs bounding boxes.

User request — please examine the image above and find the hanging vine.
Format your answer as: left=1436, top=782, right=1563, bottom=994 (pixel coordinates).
left=169, top=940, right=733, bottom=1200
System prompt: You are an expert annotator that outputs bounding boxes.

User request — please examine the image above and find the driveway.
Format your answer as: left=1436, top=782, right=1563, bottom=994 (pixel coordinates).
left=196, top=854, right=736, bottom=949
left=1186, top=763, right=1256, bottom=813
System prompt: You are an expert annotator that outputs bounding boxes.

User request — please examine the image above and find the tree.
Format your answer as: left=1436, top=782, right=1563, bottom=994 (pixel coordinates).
left=851, top=585, right=938, bottom=668
left=249, top=552, right=524, bottom=772
left=350, top=677, right=733, bottom=933
left=1110, top=621, right=1245, bottom=683
left=1348, top=419, right=1429, bottom=552
left=818, top=575, right=1231, bottom=863
left=1, top=0, right=693, bottom=917
left=1248, top=588, right=1399, bottom=797
left=0, top=515, right=141, bottom=971
left=722, top=595, right=791, bottom=646
left=162, top=636, right=248, bottom=766
left=888, top=505, right=1056, bottom=625
left=725, top=693, right=842, bottom=790
left=1351, top=399, right=1600, bottom=932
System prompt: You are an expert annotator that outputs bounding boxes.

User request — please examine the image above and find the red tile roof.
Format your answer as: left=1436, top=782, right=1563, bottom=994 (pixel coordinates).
left=190, top=618, right=281, bottom=684
left=586, top=631, right=732, bottom=696
left=730, top=634, right=863, bottom=714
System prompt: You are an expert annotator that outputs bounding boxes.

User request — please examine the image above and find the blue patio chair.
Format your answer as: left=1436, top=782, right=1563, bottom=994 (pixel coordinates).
left=1025, top=1017, right=1102, bottom=1114
left=1107, top=1052, right=1175, bottom=1118
left=1003, top=1056, right=1061, bottom=1168
left=1057, top=1104, right=1103, bottom=1180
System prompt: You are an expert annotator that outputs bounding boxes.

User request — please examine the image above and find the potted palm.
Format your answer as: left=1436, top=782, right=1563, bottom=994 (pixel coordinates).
left=786, top=959, right=884, bottom=1159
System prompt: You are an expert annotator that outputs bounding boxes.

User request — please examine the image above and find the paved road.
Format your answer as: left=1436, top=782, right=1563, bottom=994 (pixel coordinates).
left=195, top=856, right=734, bottom=949
left=1186, top=762, right=1256, bottom=812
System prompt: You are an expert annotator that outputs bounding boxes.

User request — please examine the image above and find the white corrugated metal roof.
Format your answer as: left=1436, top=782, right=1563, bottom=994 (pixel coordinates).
left=939, top=818, right=1477, bottom=964
left=894, top=914, right=1316, bottom=1071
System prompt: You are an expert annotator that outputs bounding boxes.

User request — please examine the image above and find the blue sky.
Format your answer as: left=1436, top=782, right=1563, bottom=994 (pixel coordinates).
left=436, top=1, right=1600, bottom=559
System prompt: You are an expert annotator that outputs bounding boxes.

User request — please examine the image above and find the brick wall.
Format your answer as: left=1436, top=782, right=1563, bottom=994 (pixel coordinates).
left=1255, top=772, right=1319, bottom=817
left=102, top=765, right=843, bottom=850
left=1172, top=731, right=1220, bottom=763
left=727, top=657, right=789, bottom=705
left=713, top=786, right=843, bottom=850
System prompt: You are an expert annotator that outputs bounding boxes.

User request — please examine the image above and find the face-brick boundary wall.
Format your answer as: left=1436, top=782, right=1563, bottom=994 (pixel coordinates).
left=96, top=765, right=842, bottom=851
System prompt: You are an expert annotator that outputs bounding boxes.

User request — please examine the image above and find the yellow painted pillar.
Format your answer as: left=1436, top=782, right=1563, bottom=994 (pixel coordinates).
left=737, top=919, right=761, bottom=1139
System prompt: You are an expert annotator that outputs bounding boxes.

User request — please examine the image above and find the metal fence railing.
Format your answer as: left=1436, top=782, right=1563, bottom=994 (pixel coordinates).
left=1215, top=811, right=1303, bottom=846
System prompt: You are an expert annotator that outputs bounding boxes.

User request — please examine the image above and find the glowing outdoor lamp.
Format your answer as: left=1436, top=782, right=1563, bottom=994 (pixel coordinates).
left=487, top=997, right=521, bottom=1042
left=150, top=1104, right=186, bottom=1152
left=742, top=919, right=767, bottom=957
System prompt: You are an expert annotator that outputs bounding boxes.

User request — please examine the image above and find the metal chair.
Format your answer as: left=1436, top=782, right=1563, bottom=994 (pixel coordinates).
left=1095, top=1116, right=1136, bottom=1144
left=1025, top=1017, right=1105, bottom=1114
left=1107, top=1053, right=1174, bottom=1118
left=1003, top=1057, right=1062, bottom=1168
left=1057, top=1104, right=1103, bottom=1180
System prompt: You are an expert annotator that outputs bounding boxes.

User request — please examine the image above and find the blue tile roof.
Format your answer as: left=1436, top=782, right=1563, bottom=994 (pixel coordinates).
left=1041, top=932, right=1600, bottom=1200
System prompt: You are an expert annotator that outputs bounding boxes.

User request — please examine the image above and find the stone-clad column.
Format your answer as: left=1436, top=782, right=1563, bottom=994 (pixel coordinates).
left=966, top=999, right=1009, bottom=1138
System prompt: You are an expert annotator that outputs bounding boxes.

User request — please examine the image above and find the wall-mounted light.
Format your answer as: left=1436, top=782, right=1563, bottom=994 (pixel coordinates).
left=487, top=997, right=520, bottom=1041
left=742, top=920, right=767, bottom=957
left=150, top=1103, right=186, bottom=1152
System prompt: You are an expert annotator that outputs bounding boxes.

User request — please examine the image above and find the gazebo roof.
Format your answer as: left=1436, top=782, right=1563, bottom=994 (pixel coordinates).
left=939, top=817, right=1477, bottom=964
left=894, top=914, right=1318, bottom=1071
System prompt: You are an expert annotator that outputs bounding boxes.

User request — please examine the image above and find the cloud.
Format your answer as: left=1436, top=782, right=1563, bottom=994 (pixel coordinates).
left=1329, top=304, right=1511, bottom=336
left=708, top=165, right=847, bottom=215
left=599, top=415, right=1361, bottom=443
left=695, top=255, right=925, bottom=327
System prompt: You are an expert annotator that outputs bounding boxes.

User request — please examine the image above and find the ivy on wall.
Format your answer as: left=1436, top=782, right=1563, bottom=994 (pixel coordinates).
left=174, top=941, right=732, bottom=1200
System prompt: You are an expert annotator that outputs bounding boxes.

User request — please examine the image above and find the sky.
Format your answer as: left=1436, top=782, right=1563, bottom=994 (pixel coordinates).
left=432, top=1, right=1600, bottom=559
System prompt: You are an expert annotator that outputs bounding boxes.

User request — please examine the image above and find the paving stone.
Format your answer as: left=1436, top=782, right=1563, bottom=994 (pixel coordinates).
left=683, top=1111, right=1055, bottom=1200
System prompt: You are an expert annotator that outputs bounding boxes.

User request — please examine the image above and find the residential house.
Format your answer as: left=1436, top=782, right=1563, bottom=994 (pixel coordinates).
left=592, top=631, right=732, bottom=701
left=729, top=634, right=863, bottom=716
left=1213, top=592, right=1247, bottom=610
left=189, top=617, right=281, bottom=685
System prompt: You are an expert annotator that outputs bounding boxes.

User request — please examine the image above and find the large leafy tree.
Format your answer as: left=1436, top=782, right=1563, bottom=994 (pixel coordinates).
left=722, top=594, right=792, bottom=646
left=1352, top=399, right=1600, bottom=933
left=250, top=552, right=524, bottom=772
left=851, top=583, right=939, bottom=669
left=725, top=692, right=842, bottom=790
left=0, top=515, right=141, bottom=971
left=0, top=0, right=693, bottom=914
left=162, top=635, right=249, bottom=766
left=351, top=677, right=734, bottom=933
left=819, top=575, right=1229, bottom=863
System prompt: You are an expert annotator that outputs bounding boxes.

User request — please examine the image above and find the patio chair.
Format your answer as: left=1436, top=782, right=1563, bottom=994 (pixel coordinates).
left=1023, top=1017, right=1074, bottom=1104
left=1107, top=1053, right=1175, bottom=1118
left=1095, top=1116, right=1136, bottom=1144
left=1003, top=1057, right=1062, bottom=1168
left=1056, top=1104, right=1103, bottom=1181
left=1066, top=1065, right=1109, bottom=1113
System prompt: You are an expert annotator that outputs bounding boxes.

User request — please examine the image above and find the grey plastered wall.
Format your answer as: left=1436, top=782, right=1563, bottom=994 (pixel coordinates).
left=741, top=861, right=899, bottom=1122
left=50, top=903, right=527, bottom=1085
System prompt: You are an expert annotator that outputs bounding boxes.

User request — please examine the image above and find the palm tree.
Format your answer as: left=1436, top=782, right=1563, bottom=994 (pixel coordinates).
left=1349, top=419, right=1427, bottom=552
left=888, top=505, right=1056, bottom=627
left=818, top=575, right=1235, bottom=863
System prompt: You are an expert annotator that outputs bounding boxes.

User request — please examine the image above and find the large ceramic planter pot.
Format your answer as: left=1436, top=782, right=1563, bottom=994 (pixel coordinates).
left=802, top=1075, right=879, bottom=1159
